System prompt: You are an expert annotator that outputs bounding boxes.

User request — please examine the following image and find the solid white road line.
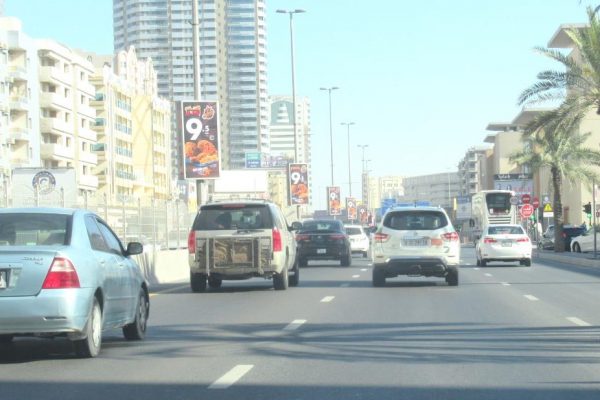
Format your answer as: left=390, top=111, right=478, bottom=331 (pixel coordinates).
left=524, top=294, right=539, bottom=301
left=567, top=317, right=591, bottom=327
left=149, top=284, right=189, bottom=297
left=283, top=319, right=307, bottom=331
left=340, top=283, right=350, bottom=287
left=484, top=273, right=493, bottom=277
left=209, top=365, right=254, bottom=389
left=321, top=296, right=335, bottom=303
left=501, top=282, right=511, bottom=286
left=352, top=274, right=360, bottom=278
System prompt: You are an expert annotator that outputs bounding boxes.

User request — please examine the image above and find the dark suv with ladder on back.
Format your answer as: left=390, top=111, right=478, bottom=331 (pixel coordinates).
left=187, top=200, right=301, bottom=291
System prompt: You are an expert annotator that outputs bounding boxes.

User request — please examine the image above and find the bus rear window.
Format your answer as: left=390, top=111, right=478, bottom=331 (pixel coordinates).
left=486, top=193, right=512, bottom=214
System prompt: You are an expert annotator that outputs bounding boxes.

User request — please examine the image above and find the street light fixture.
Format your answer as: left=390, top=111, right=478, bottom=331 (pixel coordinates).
left=320, top=86, right=339, bottom=186
left=341, top=122, right=355, bottom=197
left=277, top=9, right=305, bottom=163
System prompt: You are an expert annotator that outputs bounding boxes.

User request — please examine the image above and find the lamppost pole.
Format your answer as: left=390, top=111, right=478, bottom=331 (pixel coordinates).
left=341, top=122, right=355, bottom=197
left=320, top=87, right=339, bottom=186
left=277, top=9, right=305, bottom=163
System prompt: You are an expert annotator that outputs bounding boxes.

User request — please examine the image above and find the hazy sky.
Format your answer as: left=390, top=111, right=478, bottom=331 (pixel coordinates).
left=5, top=0, right=597, bottom=209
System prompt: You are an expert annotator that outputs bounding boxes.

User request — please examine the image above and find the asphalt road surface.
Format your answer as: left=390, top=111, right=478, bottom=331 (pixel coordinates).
left=2, top=247, right=600, bottom=400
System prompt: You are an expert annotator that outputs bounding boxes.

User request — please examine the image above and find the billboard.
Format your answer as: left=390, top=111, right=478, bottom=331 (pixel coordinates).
left=358, top=205, right=368, bottom=224
left=346, top=198, right=357, bottom=221
left=288, top=163, right=309, bottom=205
left=11, top=168, right=77, bottom=207
left=493, top=173, right=533, bottom=198
left=327, top=186, right=341, bottom=216
left=245, top=152, right=293, bottom=169
left=456, top=195, right=472, bottom=220
left=182, top=101, right=220, bottom=179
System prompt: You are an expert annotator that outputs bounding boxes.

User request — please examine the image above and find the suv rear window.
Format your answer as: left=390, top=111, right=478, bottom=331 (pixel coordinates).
left=0, top=213, right=70, bottom=246
left=383, top=211, right=448, bottom=231
left=300, top=220, right=344, bottom=232
left=193, top=204, right=273, bottom=230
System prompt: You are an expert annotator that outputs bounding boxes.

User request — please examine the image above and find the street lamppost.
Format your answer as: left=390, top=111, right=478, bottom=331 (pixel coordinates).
left=341, top=122, right=355, bottom=197
left=320, top=86, right=339, bottom=186
left=277, top=9, right=305, bottom=163
left=357, top=144, right=369, bottom=205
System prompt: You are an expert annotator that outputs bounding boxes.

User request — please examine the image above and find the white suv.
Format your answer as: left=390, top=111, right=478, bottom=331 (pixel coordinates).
left=371, top=206, right=460, bottom=287
left=344, top=224, right=370, bottom=257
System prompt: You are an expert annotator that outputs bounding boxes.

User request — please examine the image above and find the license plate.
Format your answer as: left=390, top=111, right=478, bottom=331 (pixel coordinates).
left=402, top=239, right=428, bottom=247
left=501, top=241, right=512, bottom=247
left=317, top=249, right=326, bottom=254
left=0, top=270, right=7, bottom=289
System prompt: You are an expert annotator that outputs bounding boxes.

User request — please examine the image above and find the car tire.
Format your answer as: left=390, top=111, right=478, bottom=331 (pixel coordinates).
left=341, top=253, right=351, bottom=267
left=372, top=267, right=386, bottom=287
left=123, top=289, right=149, bottom=341
left=445, top=267, right=459, bottom=286
left=299, top=257, right=308, bottom=267
left=273, top=266, right=289, bottom=290
left=0, top=335, right=14, bottom=344
left=73, top=297, right=102, bottom=358
left=573, top=243, right=581, bottom=253
left=190, top=272, right=207, bottom=292
left=523, top=258, right=532, bottom=267
left=476, top=257, right=481, bottom=267
left=480, top=259, right=487, bottom=267
left=362, top=251, right=368, bottom=258
left=208, top=276, right=222, bottom=289
left=289, top=259, right=300, bottom=287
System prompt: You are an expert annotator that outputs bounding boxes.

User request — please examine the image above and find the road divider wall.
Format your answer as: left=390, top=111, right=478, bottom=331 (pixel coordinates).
left=133, top=248, right=189, bottom=285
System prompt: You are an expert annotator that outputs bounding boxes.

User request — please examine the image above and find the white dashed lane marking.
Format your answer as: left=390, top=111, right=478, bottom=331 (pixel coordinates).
left=283, top=319, right=307, bottom=331
left=321, top=296, right=335, bottom=303
left=567, top=317, right=591, bottom=327
left=501, top=282, right=511, bottom=286
left=209, top=365, right=254, bottom=389
left=360, top=268, right=368, bottom=272
left=473, top=268, right=480, bottom=271
left=524, top=295, right=539, bottom=301
left=484, top=273, right=493, bottom=277
left=352, top=275, right=360, bottom=278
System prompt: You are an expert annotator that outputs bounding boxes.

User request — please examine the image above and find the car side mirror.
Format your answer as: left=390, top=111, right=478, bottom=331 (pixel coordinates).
left=290, top=221, right=303, bottom=231
left=126, top=242, right=144, bottom=255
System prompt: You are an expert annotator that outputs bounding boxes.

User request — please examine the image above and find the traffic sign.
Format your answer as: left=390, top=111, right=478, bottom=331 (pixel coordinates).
left=521, top=194, right=531, bottom=204
left=532, top=197, right=539, bottom=208
left=510, top=196, right=519, bottom=205
left=543, top=203, right=552, bottom=212
left=520, top=204, right=534, bottom=218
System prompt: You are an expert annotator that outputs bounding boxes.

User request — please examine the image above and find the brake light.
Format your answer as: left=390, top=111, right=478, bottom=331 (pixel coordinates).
left=330, top=234, right=346, bottom=240
left=272, top=227, right=282, bottom=252
left=374, top=233, right=390, bottom=243
left=483, top=237, right=497, bottom=244
left=442, top=232, right=459, bottom=241
left=296, top=233, right=310, bottom=241
left=517, top=237, right=530, bottom=243
left=42, top=257, right=80, bottom=289
left=188, top=231, right=196, bottom=254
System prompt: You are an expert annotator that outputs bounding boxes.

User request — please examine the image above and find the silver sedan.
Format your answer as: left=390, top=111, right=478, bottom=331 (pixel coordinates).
left=0, top=208, right=149, bottom=357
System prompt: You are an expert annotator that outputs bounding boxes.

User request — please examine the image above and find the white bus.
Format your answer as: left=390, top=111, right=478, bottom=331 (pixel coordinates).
left=471, top=190, right=518, bottom=236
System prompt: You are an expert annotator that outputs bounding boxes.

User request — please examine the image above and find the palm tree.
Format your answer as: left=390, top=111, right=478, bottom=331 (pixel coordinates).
left=510, top=109, right=600, bottom=252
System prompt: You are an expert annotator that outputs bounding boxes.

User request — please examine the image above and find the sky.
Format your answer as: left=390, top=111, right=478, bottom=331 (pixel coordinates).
left=4, top=0, right=598, bottom=209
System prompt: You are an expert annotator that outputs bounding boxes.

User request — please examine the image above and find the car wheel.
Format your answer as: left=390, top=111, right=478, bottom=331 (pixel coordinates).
left=476, top=256, right=481, bottom=266
left=362, top=251, right=368, bottom=258
left=480, top=259, right=487, bottom=267
left=123, top=289, right=149, bottom=341
left=0, top=335, right=14, bottom=344
left=573, top=243, right=581, bottom=253
left=372, top=267, right=386, bottom=287
left=190, top=272, right=207, bottom=292
left=73, top=296, right=102, bottom=358
left=299, top=257, right=308, bottom=267
left=445, top=267, right=459, bottom=286
left=523, top=258, right=532, bottom=267
left=208, top=276, right=222, bottom=289
left=341, top=253, right=351, bottom=267
left=289, top=259, right=300, bottom=287
left=273, top=266, right=289, bottom=290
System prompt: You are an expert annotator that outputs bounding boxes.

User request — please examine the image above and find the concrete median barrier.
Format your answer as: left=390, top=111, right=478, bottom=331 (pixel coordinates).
left=133, top=248, right=190, bottom=285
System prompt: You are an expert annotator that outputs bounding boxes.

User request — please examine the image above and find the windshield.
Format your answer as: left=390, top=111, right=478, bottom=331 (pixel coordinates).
left=486, top=193, right=512, bottom=214
left=0, top=213, right=70, bottom=246
left=194, top=204, right=272, bottom=230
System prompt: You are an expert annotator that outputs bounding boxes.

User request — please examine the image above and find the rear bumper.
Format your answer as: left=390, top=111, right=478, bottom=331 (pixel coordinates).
left=482, top=246, right=531, bottom=261
left=374, top=257, right=454, bottom=278
left=0, top=288, right=94, bottom=335
left=297, top=244, right=349, bottom=261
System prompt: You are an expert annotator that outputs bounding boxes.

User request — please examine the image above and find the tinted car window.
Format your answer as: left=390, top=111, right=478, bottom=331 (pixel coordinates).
left=383, top=211, right=448, bottom=231
left=301, top=220, right=343, bottom=232
left=85, top=216, right=110, bottom=252
left=97, top=221, right=124, bottom=255
left=488, top=226, right=525, bottom=235
left=345, top=227, right=363, bottom=235
left=0, top=213, right=70, bottom=246
left=194, top=204, right=273, bottom=230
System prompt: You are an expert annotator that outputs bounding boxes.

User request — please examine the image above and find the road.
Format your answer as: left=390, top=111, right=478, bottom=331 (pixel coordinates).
left=2, top=247, right=600, bottom=400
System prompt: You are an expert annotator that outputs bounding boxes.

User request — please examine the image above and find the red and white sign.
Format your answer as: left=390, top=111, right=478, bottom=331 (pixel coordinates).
left=521, top=194, right=531, bottom=204
left=532, top=197, right=539, bottom=208
left=520, top=203, right=534, bottom=218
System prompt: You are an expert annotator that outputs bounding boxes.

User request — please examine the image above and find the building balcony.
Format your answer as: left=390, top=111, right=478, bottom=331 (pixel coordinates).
left=40, top=92, right=71, bottom=110
left=39, top=66, right=71, bottom=85
left=40, top=117, right=73, bottom=135
left=79, top=151, right=98, bottom=165
left=78, top=174, right=98, bottom=189
left=7, top=65, right=28, bottom=81
left=41, top=143, right=75, bottom=161
left=8, top=126, right=30, bottom=142
left=78, top=126, right=97, bottom=141
left=78, top=81, right=95, bottom=96
left=77, top=103, right=96, bottom=118
left=9, top=95, right=29, bottom=110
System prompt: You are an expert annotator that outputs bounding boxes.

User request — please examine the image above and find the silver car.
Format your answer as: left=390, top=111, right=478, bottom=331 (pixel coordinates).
left=0, top=208, right=149, bottom=358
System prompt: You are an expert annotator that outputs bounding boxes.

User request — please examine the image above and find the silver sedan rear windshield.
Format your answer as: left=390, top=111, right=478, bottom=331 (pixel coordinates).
left=0, top=213, right=70, bottom=246
left=383, top=211, right=448, bottom=231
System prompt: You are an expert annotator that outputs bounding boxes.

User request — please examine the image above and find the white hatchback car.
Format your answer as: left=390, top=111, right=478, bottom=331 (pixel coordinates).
left=476, top=224, right=532, bottom=267
left=344, top=224, right=370, bottom=257
left=371, top=206, right=460, bottom=287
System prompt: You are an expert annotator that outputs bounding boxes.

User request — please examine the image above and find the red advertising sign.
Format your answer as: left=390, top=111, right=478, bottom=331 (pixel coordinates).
left=358, top=205, right=368, bottom=224
left=327, top=187, right=341, bottom=216
left=346, top=197, right=357, bottom=221
left=289, top=163, right=309, bottom=205
left=520, top=203, right=534, bottom=218
left=182, top=101, right=220, bottom=179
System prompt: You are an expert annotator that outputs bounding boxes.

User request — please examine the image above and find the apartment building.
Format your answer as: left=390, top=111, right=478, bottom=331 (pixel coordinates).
left=86, top=47, right=172, bottom=203
left=269, top=95, right=311, bottom=164
left=367, top=175, right=404, bottom=208
left=457, top=145, right=493, bottom=196
left=402, top=172, right=461, bottom=211
left=0, top=17, right=41, bottom=190
left=113, top=0, right=269, bottom=174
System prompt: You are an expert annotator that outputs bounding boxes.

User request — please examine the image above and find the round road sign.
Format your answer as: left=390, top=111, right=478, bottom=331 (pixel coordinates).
left=521, top=194, right=531, bottom=204
left=532, top=197, right=540, bottom=208
left=520, top=203, right=534, bottom=218
left=510, top=196, right=519, bottom=205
